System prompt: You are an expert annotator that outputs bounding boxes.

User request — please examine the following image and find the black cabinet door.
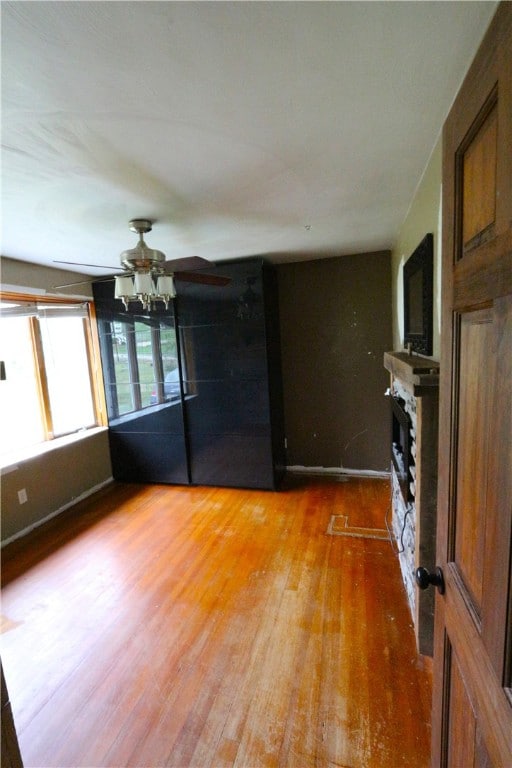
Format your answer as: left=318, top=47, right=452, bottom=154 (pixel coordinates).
left=176, top=258, right=283, bottom=489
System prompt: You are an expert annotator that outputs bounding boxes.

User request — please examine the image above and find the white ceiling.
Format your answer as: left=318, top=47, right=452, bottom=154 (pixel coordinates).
left=1, top=1, right=497, bottom=275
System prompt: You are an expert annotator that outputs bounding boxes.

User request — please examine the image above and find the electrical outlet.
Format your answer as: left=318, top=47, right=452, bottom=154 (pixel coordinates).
left=17, top=488, right=28, bottom=505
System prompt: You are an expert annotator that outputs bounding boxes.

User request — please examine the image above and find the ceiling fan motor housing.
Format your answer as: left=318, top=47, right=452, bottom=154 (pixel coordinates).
left=121, top=219, right=166, bottom=273
left=120, top=245, right=166, bottom=272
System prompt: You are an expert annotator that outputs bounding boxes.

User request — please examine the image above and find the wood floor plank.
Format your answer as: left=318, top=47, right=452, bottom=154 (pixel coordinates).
left=0, top=476, right=431, bottom=767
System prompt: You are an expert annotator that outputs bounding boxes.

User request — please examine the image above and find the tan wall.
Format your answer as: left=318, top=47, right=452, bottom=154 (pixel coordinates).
left=391, top=136, right=442, bottom=360
left=1, top=429, right=112, bottom=543
left=1, top=258, right=112, bottom=544
left=1, top=256, right=93, bottom=299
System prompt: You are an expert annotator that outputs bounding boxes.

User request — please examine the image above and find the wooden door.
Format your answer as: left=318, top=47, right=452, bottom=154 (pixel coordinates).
left=432, top=4, right=512, bottom=766
left=1, top=661, right=23, bottom=768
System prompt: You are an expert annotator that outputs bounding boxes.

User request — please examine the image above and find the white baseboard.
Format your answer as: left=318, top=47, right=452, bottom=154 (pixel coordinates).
left=1, top=477, right=114, bottom=548
left=286, top=465, right=391, bottom=479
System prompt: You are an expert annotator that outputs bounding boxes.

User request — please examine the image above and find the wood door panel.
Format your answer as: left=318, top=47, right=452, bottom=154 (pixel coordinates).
left=475, top=730, right=493, bottom=768
left=444, top=562, right=512, bottom=765
left=433, top=4, right=512, bottom=766
left=453, top=308, right=492, bottom=611
left=462, top=104, right=497, bottom=253
left=446, top=648, right=477, bottom=768
left=481, top=294, right=512, bottom=674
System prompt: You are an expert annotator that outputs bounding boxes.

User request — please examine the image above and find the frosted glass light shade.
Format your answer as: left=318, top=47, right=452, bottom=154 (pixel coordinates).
left=156, top=275, right=176, bottom=298
left=134, top=272, right=154, bottom=295
left=114, top=275, right=135, bottom=298
left=114, top=271, right=175, bottom=311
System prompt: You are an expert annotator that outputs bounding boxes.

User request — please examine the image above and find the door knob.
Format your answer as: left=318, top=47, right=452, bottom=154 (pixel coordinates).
left=415, top=566, right=445, bottom=595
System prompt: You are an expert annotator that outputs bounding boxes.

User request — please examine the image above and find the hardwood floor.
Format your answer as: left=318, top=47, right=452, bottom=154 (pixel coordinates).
left=1, top=476, right=432, bottom=768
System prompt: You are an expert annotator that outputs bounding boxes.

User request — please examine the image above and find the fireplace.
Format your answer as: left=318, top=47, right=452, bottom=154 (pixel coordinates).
left=390, top=395, right=413, bottom=505
left=384, top=351, right=439, bottom=656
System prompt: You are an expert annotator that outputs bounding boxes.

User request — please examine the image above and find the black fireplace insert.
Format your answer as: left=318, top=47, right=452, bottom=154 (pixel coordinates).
left=390, top=395, right=413, bottom=503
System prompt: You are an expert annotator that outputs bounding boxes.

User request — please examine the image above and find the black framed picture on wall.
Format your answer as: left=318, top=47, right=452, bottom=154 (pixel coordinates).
left=403, top=233, right=433, bottom=356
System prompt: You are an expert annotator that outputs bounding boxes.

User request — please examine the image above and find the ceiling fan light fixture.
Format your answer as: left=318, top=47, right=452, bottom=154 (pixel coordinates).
left=133, top=272, right=154, bottom=295
left=156, top=274, right=176, bottom=299
left=115, top=271, right=176, bottom=312
left=114, top=275, right=135, bottom=310
left=115, top=220, right=179, bottom=310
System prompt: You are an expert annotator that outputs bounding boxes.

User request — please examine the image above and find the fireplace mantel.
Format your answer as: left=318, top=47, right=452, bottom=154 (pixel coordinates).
left=384, top=351, right=439, bottom=395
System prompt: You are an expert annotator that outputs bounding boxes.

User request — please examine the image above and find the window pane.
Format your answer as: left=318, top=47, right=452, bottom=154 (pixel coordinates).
left=161, top=325, right=181, bottom=399
left=0, top=316, right=45, bottom=455
left=111, top=321, right=133, bottom=415
left=161, top=326, right=178, bottom=377
left=134, top=321, right=155, bottom=408
left=40, top=315, right=95, bottom=435
left=101, top=318, right=181, bottom=415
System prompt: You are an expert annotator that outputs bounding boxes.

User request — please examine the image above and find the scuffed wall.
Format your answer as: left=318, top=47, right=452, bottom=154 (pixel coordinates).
left=277, top=251, right=391, bottom=472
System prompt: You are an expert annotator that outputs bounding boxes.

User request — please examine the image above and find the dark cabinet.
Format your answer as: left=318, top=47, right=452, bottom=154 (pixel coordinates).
left=92, top=286, right=189, bottom=484
left=93, top=258, right=285, bottom=489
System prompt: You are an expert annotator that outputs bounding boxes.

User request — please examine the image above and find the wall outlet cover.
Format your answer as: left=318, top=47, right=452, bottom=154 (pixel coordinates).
left=17, top=488, right=28, bottom=505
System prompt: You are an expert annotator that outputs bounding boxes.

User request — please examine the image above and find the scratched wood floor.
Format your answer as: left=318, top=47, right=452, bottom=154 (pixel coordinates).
left=1, top=476, right=432, bottom=768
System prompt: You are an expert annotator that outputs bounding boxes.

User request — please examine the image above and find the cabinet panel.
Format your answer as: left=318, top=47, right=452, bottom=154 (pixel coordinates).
left=188, top=433, right=275, bottom=489
left=108, top=401, right=186, bottom=435
left=180, top=323, right=268, bottom=380
left=108, top=430, right=188, bottom=484
left=185, top=380, right=270, bottom=434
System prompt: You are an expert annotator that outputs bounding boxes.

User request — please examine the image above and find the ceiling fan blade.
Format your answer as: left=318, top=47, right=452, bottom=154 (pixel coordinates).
left=53, top=260, right=120, bottom=270
left=174, top=271, right=231, bottom=286
left=163, top=256, right=211, bottom=273
left=52, top=274, right=120, bottom=289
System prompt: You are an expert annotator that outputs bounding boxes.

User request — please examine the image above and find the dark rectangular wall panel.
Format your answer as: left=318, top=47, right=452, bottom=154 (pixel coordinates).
left=277, top=252, right=392, bottom=472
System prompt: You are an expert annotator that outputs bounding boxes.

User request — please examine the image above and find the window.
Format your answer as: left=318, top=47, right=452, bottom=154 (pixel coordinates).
left=0, top=295, right=102, bottom=458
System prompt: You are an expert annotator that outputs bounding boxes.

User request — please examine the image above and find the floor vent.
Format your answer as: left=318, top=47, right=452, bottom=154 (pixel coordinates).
left=327, top=514, right=390, bottom=541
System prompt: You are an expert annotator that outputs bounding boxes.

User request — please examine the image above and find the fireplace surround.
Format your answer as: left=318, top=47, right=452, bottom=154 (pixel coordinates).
left=384, top=351, right=439, bottom=655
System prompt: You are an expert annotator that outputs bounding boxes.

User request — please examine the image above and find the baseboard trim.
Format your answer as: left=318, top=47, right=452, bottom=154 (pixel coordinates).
left=286, top=465, right=391, bottom=479
left=1, top=477, right=114, bottom=548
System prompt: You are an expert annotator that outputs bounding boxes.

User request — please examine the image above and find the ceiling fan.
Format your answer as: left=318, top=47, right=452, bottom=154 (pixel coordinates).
left=53, top=219, right=230, bottom=310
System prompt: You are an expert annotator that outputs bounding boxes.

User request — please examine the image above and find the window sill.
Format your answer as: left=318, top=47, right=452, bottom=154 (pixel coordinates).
left=0, top=426, right=109, bottom=475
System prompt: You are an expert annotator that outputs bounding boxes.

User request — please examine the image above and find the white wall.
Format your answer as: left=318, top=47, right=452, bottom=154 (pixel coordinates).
left=391, top=137, right=442, bottom=360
